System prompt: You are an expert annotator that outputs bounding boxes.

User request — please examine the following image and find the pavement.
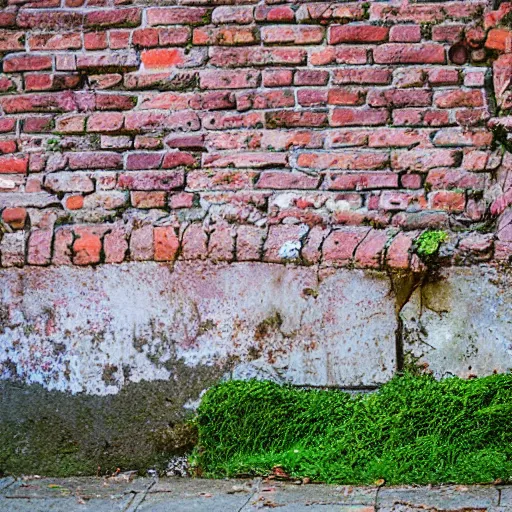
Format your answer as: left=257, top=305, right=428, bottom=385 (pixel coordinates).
left=1, top=475, right=512, bottom=511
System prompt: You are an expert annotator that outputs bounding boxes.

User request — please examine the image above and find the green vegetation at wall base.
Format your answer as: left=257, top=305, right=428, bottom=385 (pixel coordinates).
left=193, top=374, right=512, bottom=485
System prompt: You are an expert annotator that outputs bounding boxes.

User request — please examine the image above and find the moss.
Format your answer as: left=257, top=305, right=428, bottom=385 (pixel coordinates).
left=254, top=312, right=283, bottom=341
left=194, top=374, right=512, bottom=485
left=415, top=230, right=448, bottom=258
left=0, top=359, right=225, bottom=477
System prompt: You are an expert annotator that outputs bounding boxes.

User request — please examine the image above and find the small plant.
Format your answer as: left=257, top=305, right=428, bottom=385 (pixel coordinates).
left=416, top=230, right=448, bottom=257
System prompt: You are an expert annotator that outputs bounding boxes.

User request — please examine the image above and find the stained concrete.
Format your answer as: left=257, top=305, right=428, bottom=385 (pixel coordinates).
left=0, top=262, right=397, bottom=393
left=401, top=266, right=512, bottom=378
left=2, top=262, right=512, bottom=475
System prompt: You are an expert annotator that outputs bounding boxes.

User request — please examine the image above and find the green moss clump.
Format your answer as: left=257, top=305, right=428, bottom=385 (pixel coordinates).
left=416, top=230, right=448, bottom=258
left=194, top=374, right=512, bottom=485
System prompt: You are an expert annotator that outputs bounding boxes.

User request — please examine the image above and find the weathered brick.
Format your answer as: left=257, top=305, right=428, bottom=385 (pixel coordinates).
left=2, top=207, right=26, bottom=229
left=200, top=69, right=260, bottom=90
left=73, top=230, right=102, bottom=265
left=27, top=229, right=53, bottom=266
left=329, top=25, right=388, bottom=44
left=212, top=6, right=254, bottom=24
left=236, top=224, right=265, bottom=261
left=331, top=108, right=389, bottom=127
left=0, top=154, right=28, bottom=174
left=118, top=170, right=184, bottom=191
left=333, top=68, right=391, bottom=85
left=3, top=54, right=52, bottom=72
left=434, top=89, right=484, bottom=108
left=209, top=222, right=235, bottom=261
left=104, top=226, right=128, bottom=263
left=181, top=223, right=207, bottom=260
left=323, top=228, right=370, bottom=266
left=373, top=44, right=445, bottom=64
left=147, top=7, right=210, bottom=26
left=85, top=8, right=141, bottom=28
left=256, top=171, right=319, bottom=190
left=154, top=226, right=180, bottom=261
left=130, top=225, right=154, bottom=261
left=0, top=231, right=25, bottom=267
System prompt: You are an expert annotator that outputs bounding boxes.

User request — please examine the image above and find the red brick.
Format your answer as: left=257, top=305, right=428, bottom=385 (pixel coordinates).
left=386, top=232, right=414, bottom=269
left=65, top=195, right=84, bottom=210
left=87, top=112, right=124, bottom=132
left=118, top=170, right=184, bottom=191
left=85, top=8, right=141, bottom=28
left=263, top=69, right=293, bottom=87
left=2, top=207, right=26, bottom=229
left=154, top=226, right=180, bottom=261
left=236, top=90, right=293, bottom=111
left=27, top=229, right=53, bottom=266
left=213, top=6, right=254, bottom=24
left=209, top=222, right=235, bottom=261
left=323, top=228, right=370, bottom=266
left=130, top=225, right=154, bottom=261
left=297, top=89, right=327, bottom=107
left=169, top=192, right=194, bottom=209
left=110, top=31, right=131, bottom=50
left=141, top=49, right=185, bottom=69
left=104, top=226, right=128, bottom=263
left=373, top=44, right=445, bottom=64
left=392, top=149, right=461, bottom=171
left=0, top=30, right=25, bottom=51
left=131, top=191, right=167, bottom=208
left=329, top=24, right=388, bottom=44
left=310, top=46, right=367, bottom=66
left=73, top=231, right=102, bottom=265
left=434, top=90, right=484, bottom=108
left=255, top=5, right=294, bottom=22
left=298, top=151, right=388, bottom=171
left=333, top=68, right=391, bottom=85
left=200, top=69, right=259, bottom=90
left=147, top=7, right=210, bottom=26
left=256, top=171, right=319, bottom=190
left=432, top=24, right=464, bottom=43
left=84, top=31, right=107, bottom=50
left=331, top=108, right=389, bottom=127
left=354, top=229, right=389, bottom=269
left=262, top=26, right=324, bottom=45
left=181, top=223, right=207, bottom=260
left=428, top=68, right=460, bottom=86
left=193, top=26, right=258, bottom=46
left=325, top=172, right=398, bottom=191
left=429, top=190, right=465, bottom=212
left=126, top=152, right=163, bottom=170
left=367, top=89, right=432, bottom=108
left=209, top=47, right=306, bottom=67
left=389, top=25, right=421, bottom=43
left=266, top=111, right=327, bottom=128
left=485, top=28, right=512, bottom=52
left=236, top=225, right=266, bottom=261
left=68, top=152, right=122, bottom=170
left=0, top=154, right=28, bottom=174
left=393, top=108, right=450, bottom=127
left=3, top=54, right=52, bottom=72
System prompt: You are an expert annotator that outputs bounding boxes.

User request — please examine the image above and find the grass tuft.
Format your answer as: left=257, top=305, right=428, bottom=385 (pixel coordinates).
left=193, top=374, right=512, bottom=485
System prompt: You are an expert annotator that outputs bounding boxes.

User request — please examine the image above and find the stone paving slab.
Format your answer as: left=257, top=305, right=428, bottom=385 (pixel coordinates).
left=0, top=477, right=511, bottom=511
left=377, top=484, right=500, bottom=510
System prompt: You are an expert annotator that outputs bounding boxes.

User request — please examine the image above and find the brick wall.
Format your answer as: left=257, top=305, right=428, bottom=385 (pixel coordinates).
left=0, top=0, right=511, bottom=270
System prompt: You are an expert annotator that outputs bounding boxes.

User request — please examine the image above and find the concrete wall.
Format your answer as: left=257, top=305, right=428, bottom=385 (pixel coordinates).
left=3, top=0, right=512, bottom=475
